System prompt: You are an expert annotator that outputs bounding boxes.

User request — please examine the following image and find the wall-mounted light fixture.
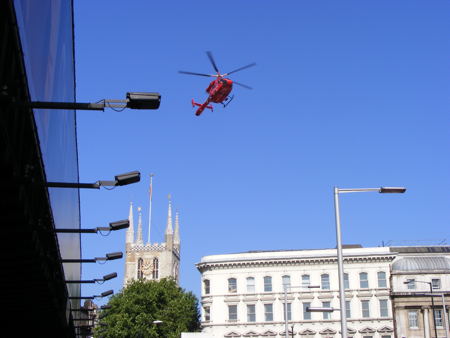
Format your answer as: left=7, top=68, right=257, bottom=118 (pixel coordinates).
left=66, top=272, right=117, bottom=284
left=69, top=289, right=114, bottom=300
left=62, top=252, right=123, bottom=263
left=46, top=171, right=140, bottom=189
left=18, top=92, right=161, bottom=111
left=56, top=220, right=129, bottom=234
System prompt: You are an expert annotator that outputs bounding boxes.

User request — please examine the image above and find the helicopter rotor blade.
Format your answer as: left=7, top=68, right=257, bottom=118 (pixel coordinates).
left=233, top=81, right=253, bottom=90
left=223, top=63, right=256, bottom=76
left=206, top=51, right=220, bottom=74
left=179, top=70, right=216, bottom=77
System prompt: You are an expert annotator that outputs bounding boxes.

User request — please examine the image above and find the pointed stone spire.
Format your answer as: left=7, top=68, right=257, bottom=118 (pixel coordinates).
left=174, top=210, right=180, bottom=248
left=165, top=195, right=173, bottom=235
left=136, top=206, right=144, bottom=245
left=126, top=202, right=135, bottom=244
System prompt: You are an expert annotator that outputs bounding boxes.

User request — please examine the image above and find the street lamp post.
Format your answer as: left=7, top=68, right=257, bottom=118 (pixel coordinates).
left=334, top=186, right=406, bottom=338
left=441, top=294, right=449, bottom=338
left=284, top=285, right=320, bottom=338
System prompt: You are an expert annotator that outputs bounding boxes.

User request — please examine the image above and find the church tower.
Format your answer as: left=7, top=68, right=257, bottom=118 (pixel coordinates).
left=124, top=184, right=181, bottom=286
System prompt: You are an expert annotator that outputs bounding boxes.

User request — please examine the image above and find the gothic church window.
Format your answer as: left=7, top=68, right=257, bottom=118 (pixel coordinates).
left=137, top=258, right=144, bottom=279
left=152, top=257, right=159, bottom=279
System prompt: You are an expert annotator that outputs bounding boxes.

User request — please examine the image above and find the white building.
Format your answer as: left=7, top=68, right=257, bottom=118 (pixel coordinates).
left=197, top=246, right=395, bottom=338
left=123, top=197, right=180, bottom=285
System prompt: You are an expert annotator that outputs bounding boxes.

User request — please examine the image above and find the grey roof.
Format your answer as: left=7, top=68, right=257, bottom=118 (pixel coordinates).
left=392, top=256, right=450, bottom=272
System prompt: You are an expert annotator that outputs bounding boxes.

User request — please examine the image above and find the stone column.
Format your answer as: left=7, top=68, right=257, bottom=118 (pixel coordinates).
left=424, top=308, right=430, bottom=338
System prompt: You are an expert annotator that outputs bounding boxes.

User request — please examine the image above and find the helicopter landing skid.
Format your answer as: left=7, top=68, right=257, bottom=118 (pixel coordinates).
left=222, top=95, right=234, bottom=108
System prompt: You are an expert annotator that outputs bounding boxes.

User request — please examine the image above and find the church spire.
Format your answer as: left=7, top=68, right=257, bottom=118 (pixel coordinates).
left=136, top=206, right=144, bottom=245
left=174, top=210, right=180, bottom=248
left=165, top=195, right=173, bottom=235
left=126, top=202, right=135, bottom=244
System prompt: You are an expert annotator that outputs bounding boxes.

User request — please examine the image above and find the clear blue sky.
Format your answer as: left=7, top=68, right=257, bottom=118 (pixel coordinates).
left=74, top=1, right=450, bottom=303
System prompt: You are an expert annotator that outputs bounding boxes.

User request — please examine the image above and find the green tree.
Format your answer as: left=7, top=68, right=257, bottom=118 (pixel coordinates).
left=95, top=278, right=200, bottom=338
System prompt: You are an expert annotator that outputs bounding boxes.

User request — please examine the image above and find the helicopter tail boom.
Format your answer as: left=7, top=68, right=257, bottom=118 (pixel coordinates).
left=192, top=99, right=213, bottom=116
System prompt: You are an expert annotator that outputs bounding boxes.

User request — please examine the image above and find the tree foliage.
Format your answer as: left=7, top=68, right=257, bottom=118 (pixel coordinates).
left=95, top=278, right=200, bottom=338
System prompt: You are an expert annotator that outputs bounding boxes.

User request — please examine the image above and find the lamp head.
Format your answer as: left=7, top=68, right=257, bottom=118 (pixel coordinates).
left=306, top=306, right=335, bottom=312
left=101, top=290, right=114, bottom=298
left=103, top=272, right=118, bottom=281
left=379, top=187, right=406, bottom=193
left=101, top=305, right=111, bottom=310
left=126, top=92, right=161, bottom=109
left=109, top=219, right=129, bottom=231
left=106, top=252, right=123, bottom=261
left=115, top=171, right=140, bottom=186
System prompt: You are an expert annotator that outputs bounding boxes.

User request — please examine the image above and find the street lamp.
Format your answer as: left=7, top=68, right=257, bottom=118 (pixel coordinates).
left=69, top=289, right=113, bottom=300
left=66, top=272, right=117, bottom=284
left=334, top=186, right=406, bottom=338
left=283, top=285, right=320, bottom=338
left=19, top=92, right=161, bottom=111
left=55, top=219, right=129, bottom=234
left=61, top=251, right=123, bottom=263
left=404, top=280, right=449, bottom=338
left=306, top=306, right=339, bottom=312
left=46, top=171, right=140, bottom=189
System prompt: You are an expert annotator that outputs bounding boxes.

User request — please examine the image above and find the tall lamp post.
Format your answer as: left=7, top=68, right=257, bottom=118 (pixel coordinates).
left=404, top=280, right=449, bottom=338
left=334, top=186, right=406, bottom=338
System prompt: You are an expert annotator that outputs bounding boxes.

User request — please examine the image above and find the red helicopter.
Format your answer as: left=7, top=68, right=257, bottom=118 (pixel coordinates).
left=179, top=51, right=256, bottom=116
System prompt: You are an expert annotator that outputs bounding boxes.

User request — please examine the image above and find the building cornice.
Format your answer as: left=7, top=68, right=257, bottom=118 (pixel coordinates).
left=196, top=254, right=396, bottom=272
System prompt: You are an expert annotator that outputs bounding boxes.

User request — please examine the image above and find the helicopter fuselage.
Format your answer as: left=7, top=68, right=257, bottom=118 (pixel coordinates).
left=206, top=77, right=233, bottom=103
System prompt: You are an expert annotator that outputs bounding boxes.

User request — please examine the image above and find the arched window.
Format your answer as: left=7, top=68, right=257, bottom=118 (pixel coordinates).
left=228, top=278, right=237, bottom=293
left=137, top=258, right=144, bottom=279
left=302, top=274, right=310, bottom=287
left=321, top=273, right=330, bottom=290
left=282, top=275, right=291, bottom=291
left=152, top=257, right=159, bottom=279
left=359, top=272, right=369, bottom=288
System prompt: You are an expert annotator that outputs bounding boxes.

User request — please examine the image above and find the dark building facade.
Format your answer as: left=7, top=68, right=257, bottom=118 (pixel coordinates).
left=1, top=0, right=80, bottom=336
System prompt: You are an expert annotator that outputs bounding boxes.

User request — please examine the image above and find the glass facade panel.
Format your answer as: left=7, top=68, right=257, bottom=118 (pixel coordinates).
left=14, top=0, right=80, bottom=301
